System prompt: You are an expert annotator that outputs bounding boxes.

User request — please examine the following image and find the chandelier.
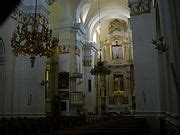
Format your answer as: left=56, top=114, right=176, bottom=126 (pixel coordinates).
left=11, top=0, right=59, bottom=67
left=90, top=0, right=111, bottom=76
left=90, top=50, right=111, bottom=76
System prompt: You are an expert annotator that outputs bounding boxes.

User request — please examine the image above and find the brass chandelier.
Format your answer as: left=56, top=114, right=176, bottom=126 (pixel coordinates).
left=11, top=0, right=59, bottom=67
left=90, top=0, right=111, bottom=77
left=90, top=50, right=111, bottom=76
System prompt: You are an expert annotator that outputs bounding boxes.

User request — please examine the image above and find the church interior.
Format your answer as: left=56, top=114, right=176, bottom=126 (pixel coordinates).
left=0, top=0, right=179, bottom=135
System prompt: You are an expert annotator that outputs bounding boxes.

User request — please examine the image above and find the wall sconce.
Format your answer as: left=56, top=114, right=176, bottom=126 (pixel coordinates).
left=41, top=80, right=48, bottom=86
left=151, top=36, right=168, bottom=54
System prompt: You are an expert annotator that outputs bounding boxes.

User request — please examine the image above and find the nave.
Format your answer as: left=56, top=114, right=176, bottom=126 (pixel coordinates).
left=0, top=0, right=180, bottom=135
left=54, top=116, right=148, bottom=135
left=0, top=115, right=159, bottom=135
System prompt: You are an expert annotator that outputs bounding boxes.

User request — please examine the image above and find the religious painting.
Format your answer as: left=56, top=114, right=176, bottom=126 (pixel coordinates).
left=113, top=74, right=124, bottom=91
left=58, top=72, right=69, bottom=89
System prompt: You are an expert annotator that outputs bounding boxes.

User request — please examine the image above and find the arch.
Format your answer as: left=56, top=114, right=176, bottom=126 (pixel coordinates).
left=85, top=5, right=130, bottom=41
left=76, top=0, right=91, bottom=23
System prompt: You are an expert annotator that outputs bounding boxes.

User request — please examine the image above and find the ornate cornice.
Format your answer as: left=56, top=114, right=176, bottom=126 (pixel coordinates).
left=11, top=6, right=49, bottom=23
left=47, top=0, right=57, bottom=5
left=109, top=19, right=128, bottom=33
left=11, top=8, right=24, bottom=22
left=129, top=0, right=152, bottom=16
left=58, top=45, right=82, bottom=56
left=58, top=45, right=70, bottom=54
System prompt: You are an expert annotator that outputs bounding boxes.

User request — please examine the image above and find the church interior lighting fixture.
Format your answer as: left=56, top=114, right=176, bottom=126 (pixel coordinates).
left=90, top=49, right=111, bottom=76
left=11, top=0, right=59, bottom=67
left=151, top=36, right=168, bottom=54
left=90, top=0, right=111, bottom=76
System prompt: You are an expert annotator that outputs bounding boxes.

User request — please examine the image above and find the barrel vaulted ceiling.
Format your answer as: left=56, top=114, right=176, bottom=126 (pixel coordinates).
left=48, top=0, right=130, bottom=41
left=79, top=0, right=130, bottom=41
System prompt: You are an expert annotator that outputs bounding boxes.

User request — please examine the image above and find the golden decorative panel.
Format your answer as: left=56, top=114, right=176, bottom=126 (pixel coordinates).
left=109, top=19, right=128, bottom=33
left=111, top=35, right=124, bottom=42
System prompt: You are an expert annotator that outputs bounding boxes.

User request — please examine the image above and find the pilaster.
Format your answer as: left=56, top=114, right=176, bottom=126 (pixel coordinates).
left=50, top=22, right=86, bottom=115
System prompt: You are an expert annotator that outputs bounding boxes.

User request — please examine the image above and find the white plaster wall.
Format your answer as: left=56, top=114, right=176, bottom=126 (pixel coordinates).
left=0, top=59, right=5, bottom=115
left=83, top=52, right=93, bottom=112
left=83, top=43, right=98, bottom=112
left=76, top=55, right=84, bottom=92
left=0, top=11, right=46, bottom=117
left=58, top=54, right=70, bottom=72
left=130, top=10, right=160, bottom=113
left=0, top=16, right=18, bottom=115
left=0, top=38, right=5, bottom=115
left=84, top=66, right=93, bottom=111
left=50, top=0, right=79, bottom=26
left=157, top=0, right=180, bottom=116
left=13, top=56, right=46, bottom=115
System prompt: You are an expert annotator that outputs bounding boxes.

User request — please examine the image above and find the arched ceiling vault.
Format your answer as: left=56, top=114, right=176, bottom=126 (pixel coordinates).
left=77, top=0, right=130, bottom=42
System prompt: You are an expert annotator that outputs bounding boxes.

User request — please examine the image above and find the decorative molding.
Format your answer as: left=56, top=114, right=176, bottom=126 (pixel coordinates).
left=0, top=113, right=46, bottom=118
left=134, top=111, right=165, bottom=116
left=70, top=73, right=83, bottom=78
left=58, top=45, right=70, bottom=54
left=129, top=0, right=152, bottom=16
left=75, top=46, right=81, bottom=56
left=11, top=7, right=48, bottom=23
left=109, top=19, right=128, bottom=33
left=83, top=42, right=99, bottom=52
left=24, top=4, right=49, bottom=18
left=74, top=23, right=86, bottom=36
left=83, top=60, right=92, bottom=67
left=111, top=35, right=124, bottom=42
left=11, top=8, right=24, bottom=22
left=11, top=1, right=50, bottom=22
